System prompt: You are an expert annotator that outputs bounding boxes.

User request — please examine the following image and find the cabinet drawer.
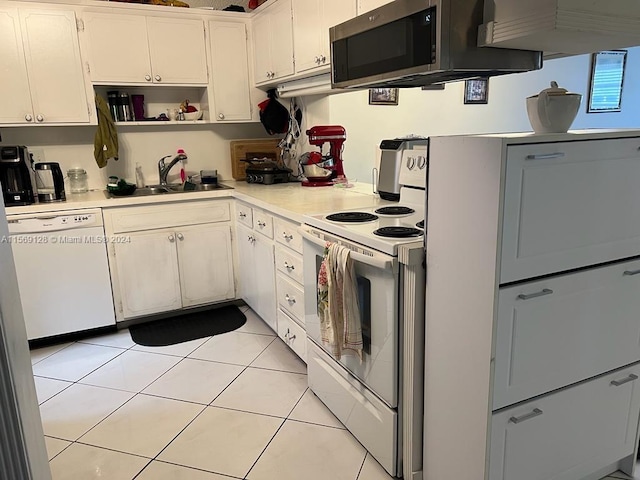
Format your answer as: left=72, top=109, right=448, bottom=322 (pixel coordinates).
left=253, top=208, right=274, bottom=239
left=106, top=201, right=231, bottom=234
left=493, top=258, right=640, bottom=410
left=274, top=216, right=303, bottom=254
left=277, top=309, right=307, bottom=363
left=235, top=202, right=253, bottom=228
left=276, top=273, right=304, bottom=324
left=275, top=245, right=303, bottom=284
left=490, top=363, right=640, bottom=480
left=501, top=137, right=640, bottom=283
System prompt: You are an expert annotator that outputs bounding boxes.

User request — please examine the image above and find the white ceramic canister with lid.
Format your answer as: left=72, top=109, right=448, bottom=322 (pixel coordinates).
left=67, top=168, right=88, bottom=193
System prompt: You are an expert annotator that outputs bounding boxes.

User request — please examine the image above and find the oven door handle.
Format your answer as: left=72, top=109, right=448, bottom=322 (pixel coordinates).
left=301, top=229, right=395, bottom=271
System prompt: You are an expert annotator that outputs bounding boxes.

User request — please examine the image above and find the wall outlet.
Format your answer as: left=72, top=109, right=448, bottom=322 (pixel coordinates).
left=29, top=147, right=45, bottom=165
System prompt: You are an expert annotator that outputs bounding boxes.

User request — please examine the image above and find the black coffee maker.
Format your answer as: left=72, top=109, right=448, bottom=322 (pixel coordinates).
left=0, top=146, right=35, bottom=206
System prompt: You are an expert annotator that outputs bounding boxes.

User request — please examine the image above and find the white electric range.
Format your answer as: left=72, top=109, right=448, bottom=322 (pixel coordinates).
left=301, top=144, right=427, bottom=479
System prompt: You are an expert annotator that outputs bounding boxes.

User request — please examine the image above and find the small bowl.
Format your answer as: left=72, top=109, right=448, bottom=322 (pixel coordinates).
left=183, top=111, right=203, bottom=121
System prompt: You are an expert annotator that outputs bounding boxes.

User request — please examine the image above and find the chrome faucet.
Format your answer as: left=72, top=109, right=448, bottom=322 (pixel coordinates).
left=158, top=153, right=187, bottom=185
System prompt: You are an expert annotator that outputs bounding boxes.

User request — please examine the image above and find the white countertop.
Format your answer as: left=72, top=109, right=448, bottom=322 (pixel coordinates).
left=5, top=180, right=392, bottom=223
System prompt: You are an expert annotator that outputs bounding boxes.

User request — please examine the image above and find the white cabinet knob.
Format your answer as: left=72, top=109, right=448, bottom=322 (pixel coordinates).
left=177, top=233, right=184, bottom=241
left=25, top=114, right=33, bottom=122
left=36, top=114, right=44, bottom=122
left=282, top=233, right=294, bottom=241
left=257, top=221, right=266, bottom=228
left=239, top=212, right=247, bottom=218
left=284, top=262, right=295, bottom=271
left=314, top=56, right=320, bottom=64
left=168, top=234, right=175, bottom=242
left=218, top=113, right=225, bottom=120
left=285, top=294, right=296, bottom=304
left=320, top=55, right=326, bottom=64
left=145, top=75, right=152, bottom=81
left=154, top=75, right=161, bottom=82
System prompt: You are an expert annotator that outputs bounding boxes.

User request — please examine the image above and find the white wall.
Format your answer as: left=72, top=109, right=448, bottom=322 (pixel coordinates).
left=328, top=48, right=640, bottom=184
left=0, top=123, right=267, bottom=191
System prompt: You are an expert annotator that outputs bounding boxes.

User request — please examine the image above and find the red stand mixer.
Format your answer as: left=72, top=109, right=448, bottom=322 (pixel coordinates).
left=301, top=125, right=346, bottom=187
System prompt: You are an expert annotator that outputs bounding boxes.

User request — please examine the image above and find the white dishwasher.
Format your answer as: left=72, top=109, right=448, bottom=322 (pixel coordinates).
left=7, top=208, right=116, bottom=340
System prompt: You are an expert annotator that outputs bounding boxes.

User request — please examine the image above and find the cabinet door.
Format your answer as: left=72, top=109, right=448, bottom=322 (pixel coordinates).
left=253, top=232, right=278, bottom=332
left=237, top=223, right=257, bottom=309
left=490, top=364, right=640, bottom=480
left=493, top=259, right=640, bottom=410
left=147, top=17, right=208, bottom=85
left=269, top=0, right=295, bottom=81
left=0, top=8, right=33, bottom=124
left=177, top=224, right=235, bottom=307
left=209, top=21, right=252, bottom=121
left=252, top=12, right=272, bottom=84
left=20, top=9, right=89, bottom=124
left=114, top=229, right=182, bottom=319
left=292, top=0, right=322, bottom=74
left=501, top=138, right=640, bottom=283
left=82, top=12, right=152, bottom=84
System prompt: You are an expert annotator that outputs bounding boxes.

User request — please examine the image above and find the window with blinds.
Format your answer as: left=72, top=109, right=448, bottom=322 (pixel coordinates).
left=587, top=50, right=628, bottom=113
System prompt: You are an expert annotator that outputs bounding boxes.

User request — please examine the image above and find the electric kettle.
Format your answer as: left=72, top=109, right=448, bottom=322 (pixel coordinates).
left=34, top=162, right=66, bottom=202
left=526, top=81, right=582, bottom=134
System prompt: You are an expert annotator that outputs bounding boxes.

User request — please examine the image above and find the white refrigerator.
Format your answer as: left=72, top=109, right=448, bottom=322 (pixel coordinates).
left=0, top=197, right=51, bottom=479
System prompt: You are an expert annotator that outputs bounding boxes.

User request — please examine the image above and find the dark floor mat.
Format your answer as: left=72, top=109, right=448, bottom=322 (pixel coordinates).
left=129, top=305, right=246, bottom=347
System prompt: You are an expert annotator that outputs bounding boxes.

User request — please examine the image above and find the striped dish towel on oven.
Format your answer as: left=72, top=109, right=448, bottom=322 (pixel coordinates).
left=317, top=243, right=363, bottom=361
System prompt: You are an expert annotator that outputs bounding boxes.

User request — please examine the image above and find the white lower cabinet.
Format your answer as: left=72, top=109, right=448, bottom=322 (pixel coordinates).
left=104, top=200, right=235, bottom=321
left=490, top=363, right=640, bottom=480
left=113, top=223, right=234, bottom=319
left=277, top=310, right=306, bottom=362
left=493, top=258, right=640, bottom=410
left=236, top=222, right=277, bottom=331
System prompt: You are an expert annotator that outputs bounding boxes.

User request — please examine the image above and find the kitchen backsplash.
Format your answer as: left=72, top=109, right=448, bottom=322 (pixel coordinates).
left=0, top=123, right=266, bottom=191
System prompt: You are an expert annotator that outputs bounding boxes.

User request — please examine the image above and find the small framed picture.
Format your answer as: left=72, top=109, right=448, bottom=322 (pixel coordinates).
left=464, top=78, right=489, bottom=104
left=587, top=50, right=627, bottom=113
left=369, top=88, right=399, bottom=105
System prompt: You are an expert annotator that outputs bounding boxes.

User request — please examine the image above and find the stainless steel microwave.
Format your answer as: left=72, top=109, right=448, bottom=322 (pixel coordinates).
left=330, top=0, right=542, bottom=89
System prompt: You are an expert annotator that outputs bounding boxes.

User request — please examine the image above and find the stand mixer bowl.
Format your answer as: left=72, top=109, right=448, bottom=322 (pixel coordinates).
left=302, top=164, right=333, bottom=181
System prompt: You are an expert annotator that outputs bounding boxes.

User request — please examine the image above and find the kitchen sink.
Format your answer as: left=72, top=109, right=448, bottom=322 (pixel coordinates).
left=106, top=182, right=233, bottom=198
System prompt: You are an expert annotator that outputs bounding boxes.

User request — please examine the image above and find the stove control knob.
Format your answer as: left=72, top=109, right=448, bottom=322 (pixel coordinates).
left=257, top=175, right=264, bottom=183
left=247, top=175, right=254, bottom=183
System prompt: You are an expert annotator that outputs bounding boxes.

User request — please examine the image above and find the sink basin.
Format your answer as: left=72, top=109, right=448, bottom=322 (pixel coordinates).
left=106, top=182, right=233, bottom=198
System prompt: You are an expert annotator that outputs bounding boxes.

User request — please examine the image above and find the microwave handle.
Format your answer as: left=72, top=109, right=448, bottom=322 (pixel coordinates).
left=300, top=229, right=394, bottom=270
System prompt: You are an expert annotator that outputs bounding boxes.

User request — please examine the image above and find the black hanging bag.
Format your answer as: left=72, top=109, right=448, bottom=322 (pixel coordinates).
left=259, top=89, right=290, bottom=135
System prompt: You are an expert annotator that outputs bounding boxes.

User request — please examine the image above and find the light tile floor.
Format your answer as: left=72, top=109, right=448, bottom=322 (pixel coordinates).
left=31, top=305, right=640, bottom=480
left=32, top=306, right=394, bottom=480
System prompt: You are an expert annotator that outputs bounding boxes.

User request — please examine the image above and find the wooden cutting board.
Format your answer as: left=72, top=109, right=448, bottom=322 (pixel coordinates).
left=230, top=139, right=283, bottom=180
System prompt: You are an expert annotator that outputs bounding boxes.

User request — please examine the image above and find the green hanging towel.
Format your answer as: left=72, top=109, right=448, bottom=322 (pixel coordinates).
left=94, top=94, right=118, bottom=168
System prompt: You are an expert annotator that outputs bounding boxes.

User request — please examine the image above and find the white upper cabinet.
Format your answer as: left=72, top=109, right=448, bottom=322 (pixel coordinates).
left=208, top=21, right=252, bottom=122
left=0, top=7, right=90, bottom=125
left=292, top=0, right=356, bottom=75
left=252, top=0, right=294, bottom=85
left=357, top=0, right=393, bottom=15
left=82, top=12, right=207, bottom=85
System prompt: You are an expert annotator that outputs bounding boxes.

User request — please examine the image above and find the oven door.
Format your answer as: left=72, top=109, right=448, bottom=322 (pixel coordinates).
left=302, top=228, right=399, bottom=408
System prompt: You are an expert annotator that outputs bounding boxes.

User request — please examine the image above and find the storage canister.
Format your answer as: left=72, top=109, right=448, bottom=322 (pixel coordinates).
left=67, top=168, right=88, bottom=193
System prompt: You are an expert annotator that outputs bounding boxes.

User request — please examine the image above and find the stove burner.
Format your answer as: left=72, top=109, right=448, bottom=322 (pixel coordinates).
left=373, top=227, right=423, bottom=238
left=375, top=206, right=415, bottom=216
left=416, top=220, right=425, bottom=229
left=326, top=212, right=379, bottom=223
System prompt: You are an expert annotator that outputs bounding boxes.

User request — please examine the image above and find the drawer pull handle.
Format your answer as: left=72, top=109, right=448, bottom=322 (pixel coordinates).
left=283, top=233, right=294, bottom=241
left=284, top=262, right=295, bottom=271
left=623, top=269, right=640, bottom=276
left=285, top=329, right=297, bottom=341
left=168, top=234, right=175, bottom=242
left=176, top=233, right=184, bottom=241
left=509, top=408, right=543, bottom=424
left=525, top=153, right=565, bottom=160
left=285, top=294, right=296, bottom=304
left=257, top=221, right=266, bottom=227
left=611, top=374, right=638, bottom=387
left=239, top=212, right=247, bottom=218
left=517, top=289, right=553, bottom=301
